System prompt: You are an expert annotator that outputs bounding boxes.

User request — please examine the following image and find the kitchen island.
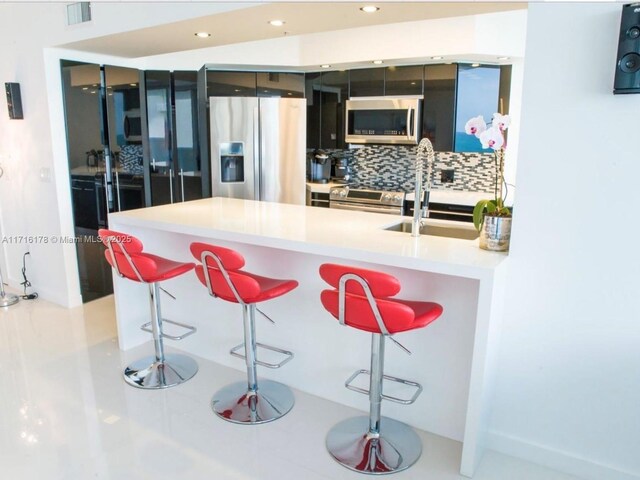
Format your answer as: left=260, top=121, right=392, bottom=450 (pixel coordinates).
left=108, top=197, right=509, bottom=477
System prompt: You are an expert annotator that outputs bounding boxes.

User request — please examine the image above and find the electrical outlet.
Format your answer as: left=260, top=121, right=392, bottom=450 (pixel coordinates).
left=441, top=169, right=455, bottom=183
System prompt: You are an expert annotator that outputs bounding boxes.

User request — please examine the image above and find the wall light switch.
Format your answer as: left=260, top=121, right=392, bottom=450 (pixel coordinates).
left=441, top=169, right=455, bottom=183
left=39, top=167, right=51, bottom=183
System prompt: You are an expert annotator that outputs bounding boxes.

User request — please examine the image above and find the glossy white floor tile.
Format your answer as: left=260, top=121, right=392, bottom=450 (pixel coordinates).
left=0, top=295, right=581, bottom=480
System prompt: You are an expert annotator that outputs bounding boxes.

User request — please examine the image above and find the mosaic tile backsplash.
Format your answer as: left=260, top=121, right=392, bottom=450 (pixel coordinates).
left=341, top=145, right=496, bottom=193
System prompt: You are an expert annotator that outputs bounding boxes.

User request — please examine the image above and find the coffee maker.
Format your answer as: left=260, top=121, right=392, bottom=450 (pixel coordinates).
left=330, top=152, right=352, bottom=184
left=308, top=150, right=331, bottom=183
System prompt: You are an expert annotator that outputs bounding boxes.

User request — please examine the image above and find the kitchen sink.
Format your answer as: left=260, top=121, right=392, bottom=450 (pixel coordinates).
left=384, top=221, right=480, bottom=240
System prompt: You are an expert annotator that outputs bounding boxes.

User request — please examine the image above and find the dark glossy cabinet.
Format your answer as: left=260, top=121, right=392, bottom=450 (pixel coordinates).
left=350, top=68, right=384, bottom=97
left=257, top=72, right=304, bottom=98
left=174, top=71, right=202, bottom=202
left=206, top=71, right=305, bottom=98
left=71, top=175, right=99, bottom=230
left=306, top=72, right=322, bottom=149
left=423, top=64, right=456, bottom=152
left=144, top=70, right=202, bottom=205
left=321, top=70, right=349, bottom=149
left=207, top=71, right=257, bottom=97
left=385, top=65, right=423, bottom=96
left=305, top=70, right=349, bottom=150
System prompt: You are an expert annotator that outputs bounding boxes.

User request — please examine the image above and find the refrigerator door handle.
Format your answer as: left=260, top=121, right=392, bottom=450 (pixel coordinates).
left=179, top=168, right=185, bottom=202
left=115, top=170, right=122, bottom=212
left=169, top=168, right=174, bottom=204
left=253, top=105, right=260, bottom=201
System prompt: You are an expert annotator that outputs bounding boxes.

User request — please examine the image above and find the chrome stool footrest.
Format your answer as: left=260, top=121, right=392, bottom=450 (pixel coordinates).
left=140, top=318, right=197, bottom=341
left=229, top=342, right=294, bottom=369
left=345, top=369, right=423, bottom=405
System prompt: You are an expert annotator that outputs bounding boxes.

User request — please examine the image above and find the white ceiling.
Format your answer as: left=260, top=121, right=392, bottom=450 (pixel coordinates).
left=59, top=2, right=527, bottom=59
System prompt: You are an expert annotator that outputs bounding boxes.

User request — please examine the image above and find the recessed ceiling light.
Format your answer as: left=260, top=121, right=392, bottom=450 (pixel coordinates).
left=471, top=63, right=481, bottom=67
left=234, top=89, right=241, bottom=92
left=269, top=20, right=285, bottom=27
left=372, top=60, right=383, bottom=65
left=431, top=56, right=443, bottom=60
left=497, top=56, right=510, bottom=60
left=195, top=32, right=211, bottom=38
left=287, top=92, right=292, bottom=96
left=360, top=6, right=380, bottom=13
left=410, top=82, right=416, bottom=85
left=129, top=83, right=137, bottom=87
left=321, top=64, right=331, bottom=68
left=82, top=87, right=88, bottom=91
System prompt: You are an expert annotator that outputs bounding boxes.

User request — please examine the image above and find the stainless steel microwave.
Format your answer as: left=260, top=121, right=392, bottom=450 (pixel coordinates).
left=345, top=96, right=422, bottom=145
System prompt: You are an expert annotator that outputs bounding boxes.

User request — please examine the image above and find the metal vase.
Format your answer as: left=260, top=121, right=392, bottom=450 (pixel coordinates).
left=479, top=215, right=512, bottom=252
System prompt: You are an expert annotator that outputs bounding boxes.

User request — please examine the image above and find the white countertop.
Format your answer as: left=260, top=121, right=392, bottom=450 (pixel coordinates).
left=110, top=197, right=507, bottom=280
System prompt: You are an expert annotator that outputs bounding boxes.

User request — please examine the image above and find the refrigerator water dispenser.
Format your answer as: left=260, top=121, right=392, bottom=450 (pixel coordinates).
left=220, top=142, right=245, bottom=183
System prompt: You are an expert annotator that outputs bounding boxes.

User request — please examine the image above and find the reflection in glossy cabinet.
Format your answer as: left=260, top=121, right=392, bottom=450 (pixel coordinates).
left=423, top=64, right=456, bottom=152
left=257, top=72, right=304, bottom=98
left=350, top=68, right=384, bottom=97
left=385, top=65, right=424, bottom=96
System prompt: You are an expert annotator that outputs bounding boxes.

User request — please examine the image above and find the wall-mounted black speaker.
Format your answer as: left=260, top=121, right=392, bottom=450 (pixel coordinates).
left=614, top=3, right=640, bottom=94
left=5, top=82, right=23, bottom=119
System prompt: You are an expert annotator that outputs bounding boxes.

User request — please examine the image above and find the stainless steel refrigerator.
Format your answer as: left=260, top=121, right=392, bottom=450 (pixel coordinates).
left=210, top=97, right=306, bottom=205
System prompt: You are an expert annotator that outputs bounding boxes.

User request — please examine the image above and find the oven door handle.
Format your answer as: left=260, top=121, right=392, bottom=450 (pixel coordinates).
left=330, top=202, right=402, bottom=215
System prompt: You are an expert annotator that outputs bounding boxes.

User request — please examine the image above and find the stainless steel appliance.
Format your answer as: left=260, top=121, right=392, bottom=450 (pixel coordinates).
left=308, top=150, right=331, bottom=183
left=329, top=186, right=405, bottom=215
left=345, top=96, right=422, bottom=145
left=210, top=97, right=306, bottom=205
left=330, top=152, right=352, bottom=183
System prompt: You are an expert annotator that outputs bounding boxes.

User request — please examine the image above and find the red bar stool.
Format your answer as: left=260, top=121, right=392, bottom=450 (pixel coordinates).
left=100, top=229, right=198, bottom=389
left=319, top=263, right=443, bottom=475
left=191, top=242, right=298, bottom=424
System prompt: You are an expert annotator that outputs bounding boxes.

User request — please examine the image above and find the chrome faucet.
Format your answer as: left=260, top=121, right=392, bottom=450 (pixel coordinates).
left=412, top=138, right=435, bottom=237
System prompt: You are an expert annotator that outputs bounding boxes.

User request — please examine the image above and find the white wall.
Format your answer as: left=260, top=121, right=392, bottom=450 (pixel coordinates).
left=489, top=4, right=640, bottom=480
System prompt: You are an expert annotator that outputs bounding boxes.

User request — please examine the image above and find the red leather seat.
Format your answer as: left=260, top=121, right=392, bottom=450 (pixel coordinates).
left=190, top=242, right=298, bottom=304
left=319, top=263, right=443, bottom=335
left=99, top=229, right=194, bottom=283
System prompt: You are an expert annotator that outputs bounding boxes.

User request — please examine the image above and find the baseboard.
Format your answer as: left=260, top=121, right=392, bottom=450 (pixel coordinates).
left=487, top=431, right=640, bottom=480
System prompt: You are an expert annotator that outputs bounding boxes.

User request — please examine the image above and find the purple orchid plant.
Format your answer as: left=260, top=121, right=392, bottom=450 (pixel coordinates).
left=464, top=113, right=512, bottom=231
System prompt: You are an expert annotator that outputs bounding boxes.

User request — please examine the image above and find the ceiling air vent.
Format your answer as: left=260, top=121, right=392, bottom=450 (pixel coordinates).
left=66, top=2, right=91, bottom=25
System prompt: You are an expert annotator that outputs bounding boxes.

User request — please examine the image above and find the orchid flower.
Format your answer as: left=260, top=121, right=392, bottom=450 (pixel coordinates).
left=492, top=113, right=511, bottom=131
left=464, top=115, right=487, bottom=137
left=478, top=126, right=504, bottom=150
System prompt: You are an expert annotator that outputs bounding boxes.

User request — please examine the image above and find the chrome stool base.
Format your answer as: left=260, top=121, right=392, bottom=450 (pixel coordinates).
left=211, top=379, right=294, bottom=424
left=0, top=293, right=19, bottom=308
left=326, top=416, right=422, bottom=475
left=124, top=354, right=198, bottom=389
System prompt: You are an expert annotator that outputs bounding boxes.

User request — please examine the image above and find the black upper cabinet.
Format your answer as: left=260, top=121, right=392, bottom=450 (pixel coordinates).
left=305, top=63, right=508, bottom=152
left=423, top=64, right=456, bottom=152
left=385, top=65, right=424, bottom=96
left=320, top=70, right=348, bottom=149
left=350, top=68, right=384, bottom=97
left=207, top=71, right=257, bottom=97
left=306, top=72, right=322, bottom=149
left=257, top=72, right=304, bottom=98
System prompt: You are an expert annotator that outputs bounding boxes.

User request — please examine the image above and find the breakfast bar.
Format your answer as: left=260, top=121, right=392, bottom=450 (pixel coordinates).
left=108, top=197, right=509, bottom=477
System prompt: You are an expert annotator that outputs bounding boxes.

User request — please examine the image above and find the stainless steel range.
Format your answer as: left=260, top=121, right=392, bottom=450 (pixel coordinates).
left=329, top=186, right=405, bottom=215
